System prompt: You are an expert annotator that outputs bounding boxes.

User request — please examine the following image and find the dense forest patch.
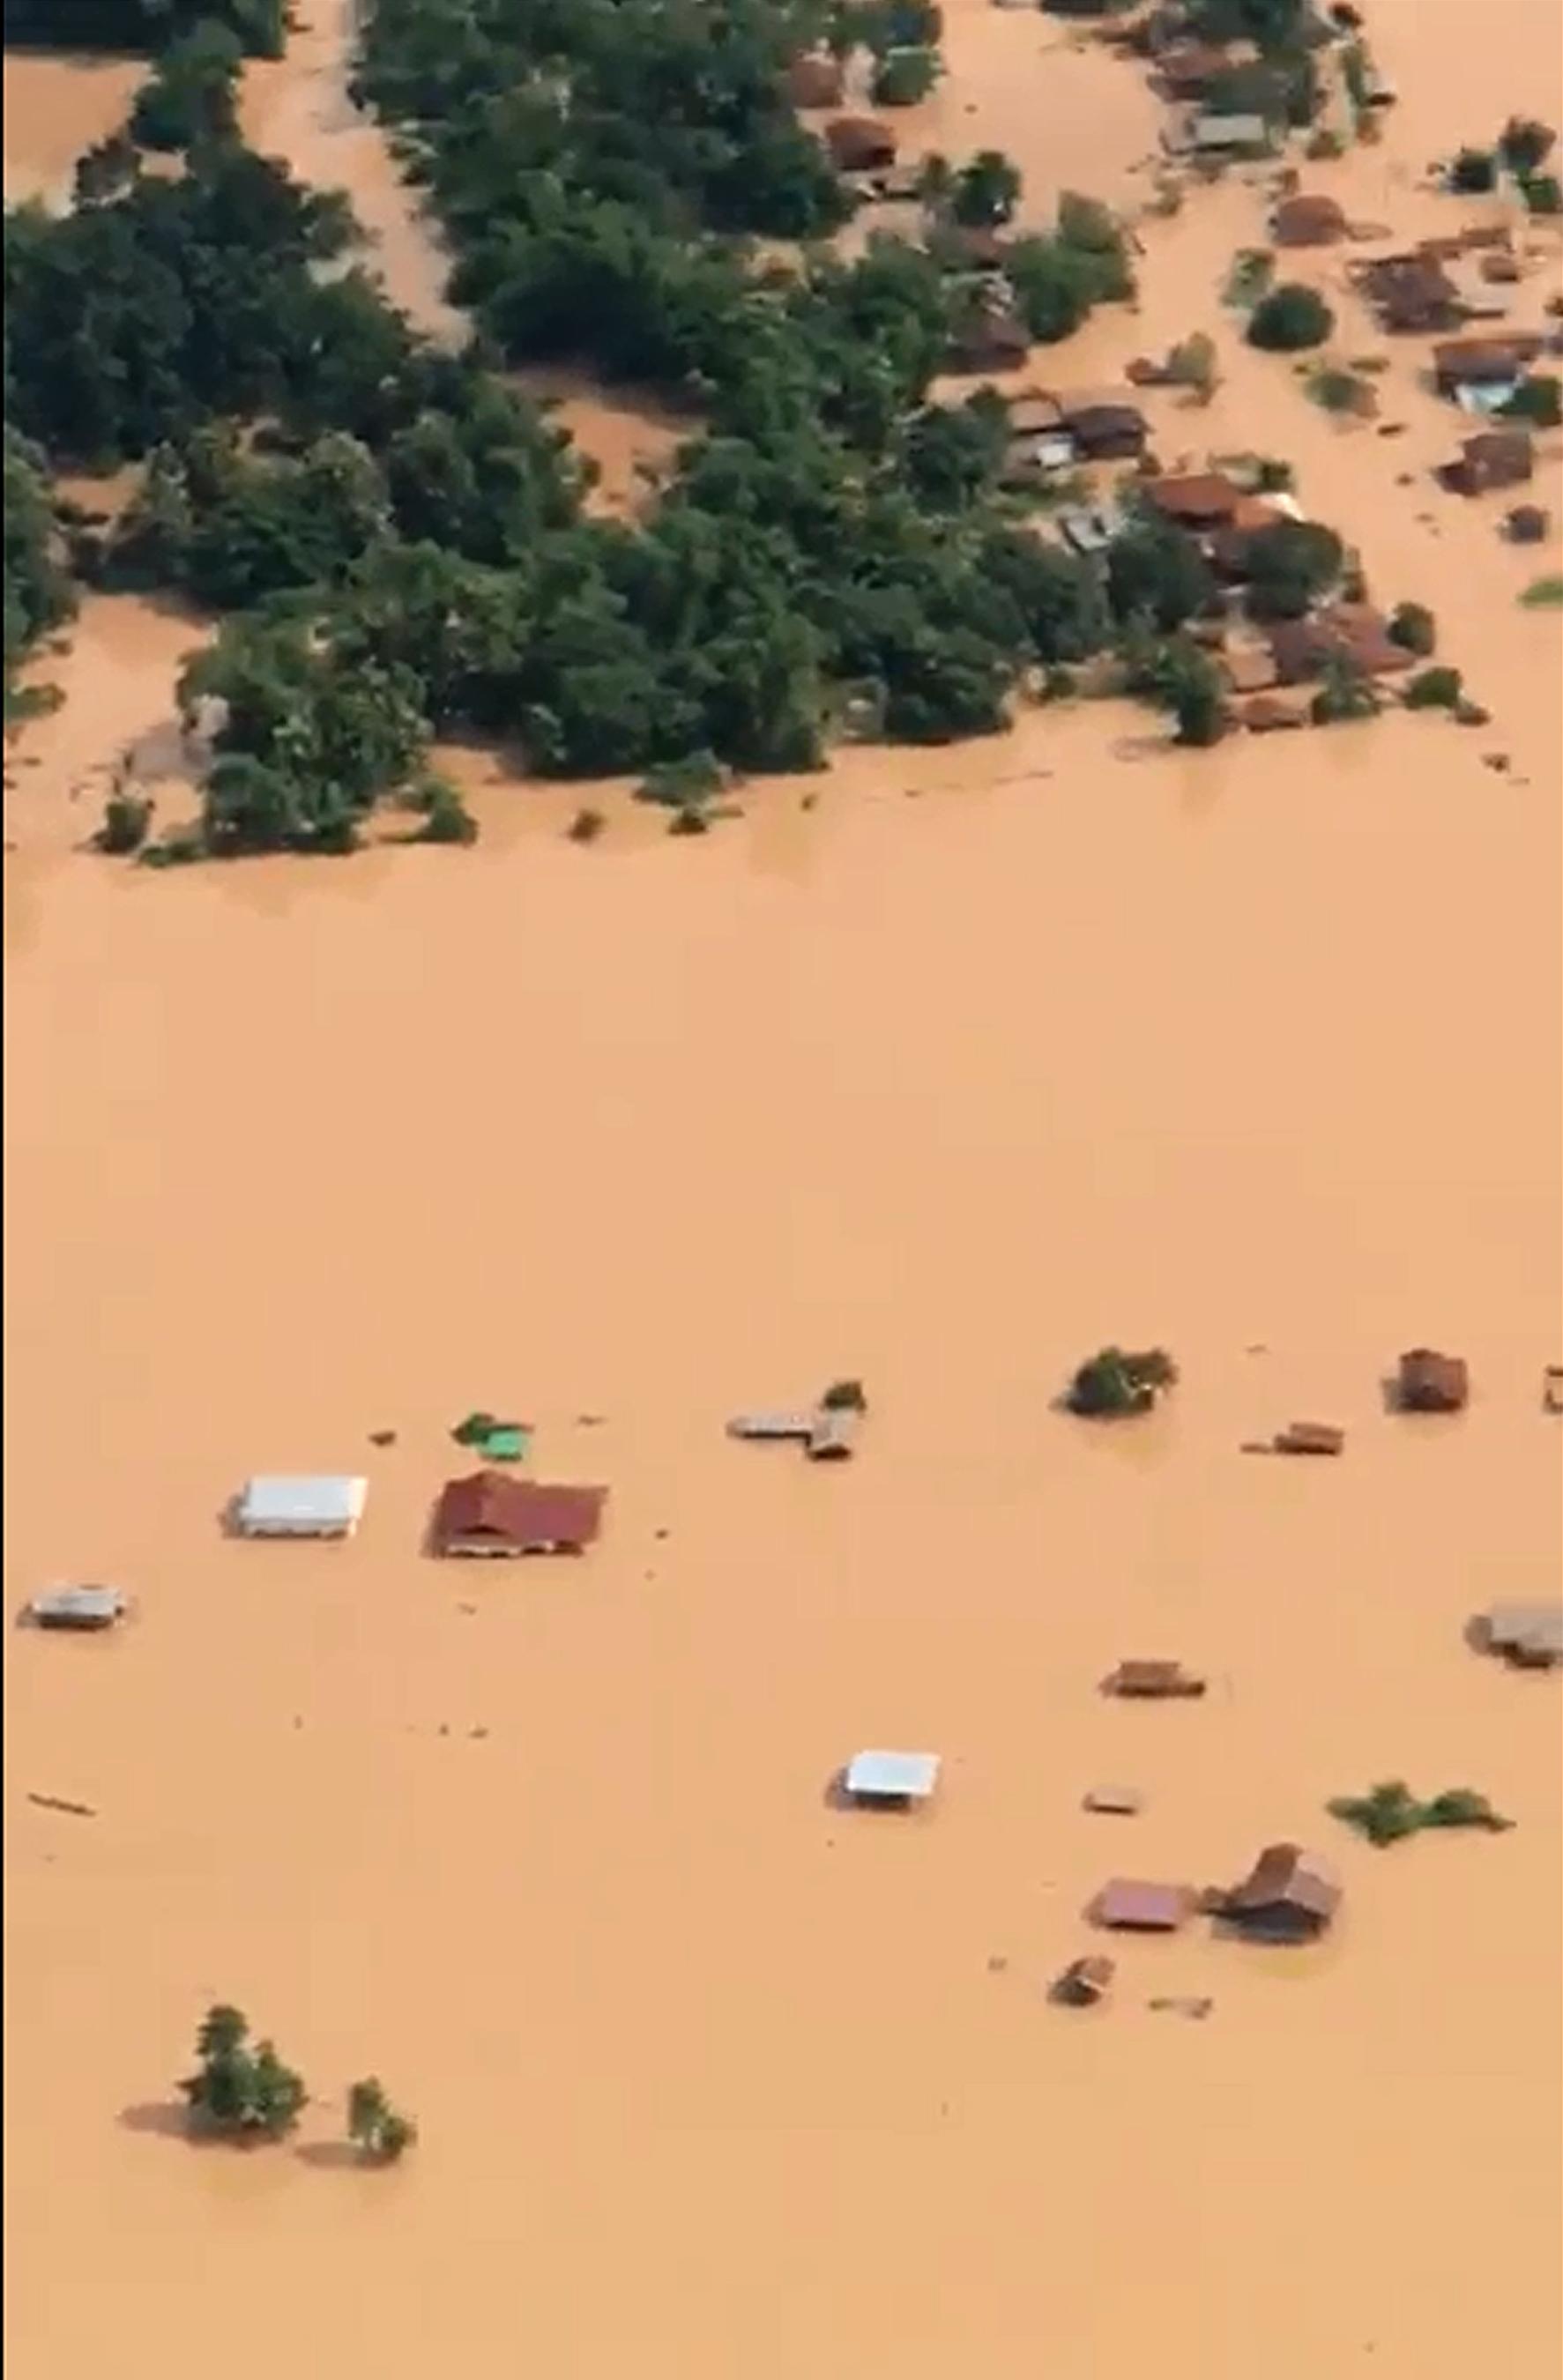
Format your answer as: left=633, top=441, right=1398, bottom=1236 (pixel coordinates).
left=3, top=0, right=1168, bottom=852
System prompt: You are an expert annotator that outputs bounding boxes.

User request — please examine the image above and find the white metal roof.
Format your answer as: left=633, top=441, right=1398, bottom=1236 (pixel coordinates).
left=238, top=1475, right=368, bottom=1528
left=30, top=1585, right=124, bottom=1622
left=845, top=1750, right=941, bottom=1800
left=1485, top=1603, right=1563, bottom=1656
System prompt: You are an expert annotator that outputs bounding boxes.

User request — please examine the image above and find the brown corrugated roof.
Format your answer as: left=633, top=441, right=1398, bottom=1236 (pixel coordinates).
left=1460, top=429, right=1534, bottom=480
left=1269, top=606, right=1413, bottom=683
left=1396, top=1347, right=1469, bottom=1411
left=785, top=54, right=845, bottom=109
left=1142, top=471, right=1245, bottom=525
left=433, top=1470, right=607, bottom=1551
left=1105, top=1658, right=1205, bottom=1697
left=1433, top=334, right=1544, bottom=382
left=1273, top=193, right=1349, bottom=247
left=823, top=115, right=897, bottom=171
left=1093, top=1878, right=1195, bottom=1930
left=1224, top=1842, right=1340, bottom=1921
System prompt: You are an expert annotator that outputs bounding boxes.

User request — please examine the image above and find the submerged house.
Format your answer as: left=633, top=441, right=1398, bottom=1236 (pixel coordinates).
left=1218, top=1843, right=1340, bottom=1941
left=1267, top=605, right=1413, bottom=686
left=807, top=1406, right=860, bottom=1461
left=948, top=305, right=1031, bottom=374
left=1187, top=111, right=1270, bottom=157
left=1356, top=253, right=1464, bottom=335
left=1443, top=429, right=1534, bottom=495
left=1103, top=1658, right=1207, bottom=1699
left=1272, top=193, right=1348, bottom=249
left=1396, top=1346, right=1469, bottom=1413
left=1091, top=1878, right=1195, bottom=1932
left=432, top=1471, right=607, bottom=1556
left=235, top=1476, right=367, bottom=1538
left=1142, top=471, right=1245, bottom=530
left=1055, top=396, right=1148, bottom=460
left=1432, top=335, right=1544, bottom=398
left=1272, top=1420, right=1345, bottom=1456
left=843, top=1749, right=941, bottom=1808
left=1479, top=1604, right=1563, bottom=1668
left=726, top=1410, right=816, bottom=1441
left=785, top=53, right=845, bottom=109
left=28, top=1585, right=126, bottom=1631
left=822, top=115, right=897, bottom=175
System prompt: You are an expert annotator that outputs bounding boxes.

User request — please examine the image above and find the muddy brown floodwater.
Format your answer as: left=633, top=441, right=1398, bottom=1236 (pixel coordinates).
left=4, top=1, right=1562, bottom=2375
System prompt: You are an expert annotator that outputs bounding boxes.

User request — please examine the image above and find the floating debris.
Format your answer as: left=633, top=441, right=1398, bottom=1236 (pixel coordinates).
left=1150, top=1995, right=1214, bottom=2020
left=1083, top=1784, right=1144, bottom=1816
left=27, top=1792, right=97, bottom=1818
left=1053, top=1955, right=1115, bottom=2007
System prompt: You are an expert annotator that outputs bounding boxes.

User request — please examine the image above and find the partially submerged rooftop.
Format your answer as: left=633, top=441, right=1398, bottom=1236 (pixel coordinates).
left=1480, top=1604, right=1563, bottom=1667
left=236, top=1475, right=367, bottom=1537
left=1091, top=1878, right=1195, bottom=1931
left=844, top=1750, right=941, bottom=1804
left=432, top=1470, right=607, bottom=1555
left=28, top=1584, right=125, bottom=1630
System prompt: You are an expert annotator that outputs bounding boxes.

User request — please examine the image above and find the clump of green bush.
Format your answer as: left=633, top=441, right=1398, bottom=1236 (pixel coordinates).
left=1066, top=1347, right=1178, bottom=1418
left=1403, top=666, right=1463, bottom=710
left=1328, top=1780, right=1513, bottom=1847
left=1247, top=284, right=1335, bottom=353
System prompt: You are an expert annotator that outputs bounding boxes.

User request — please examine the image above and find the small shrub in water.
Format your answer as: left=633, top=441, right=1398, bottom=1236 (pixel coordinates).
left=1067, top=1347, right=1177, bottom=1418
left=1388, top=601, right=1436, bottom=657
left=1247, top=284, right=1335, bottom=353
left=99, top=792, right=153, bottom=854
left=1403, top=666, right=1463, bottom=710
left=347, top=2076, right=418, bottom=2163
left=1448, top=146, right=1496, bottom=194
left=180, top=2004, right=307, bottom=2141
left=1329, top=1780, right=1513, bottom=1846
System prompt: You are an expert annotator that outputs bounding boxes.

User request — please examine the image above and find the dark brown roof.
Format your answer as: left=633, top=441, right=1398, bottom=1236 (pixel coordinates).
left=1456, top=429, right=1534, bottom=487
left=433, top=1470, right=607, bottom=1551
left=785, top=54, right=845, bottom=109
left=1358, top=255, right=1462, bottom=331
left=1224, top=1842, right=1340, bottom=1922
left=1239, top=694, right=1308, bottom=732
left=1273, top=1419, right=1345, bottom=1453
left=1268, top=606, right=1413, bottom=684
left=1105, top=1658, right=1206, bottom=1697
left=1396, top=1347, right=1469, bottom=1411
left=1433, top=335, right=1544, bottom=383
left=1272, top=193, right=1349, bottom=247
left=1142, top=471, right=1245, bottom=525
left=948, top=308, right=1031, bottom=372
left=1063, top=402, right=1148, bottom=450
left=822, top=115, right=897, bottom=172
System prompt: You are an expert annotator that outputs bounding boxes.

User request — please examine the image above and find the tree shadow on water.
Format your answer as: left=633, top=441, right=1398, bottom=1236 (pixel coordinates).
left=294, top=2141, right=362, bottom=2173
left=117, top=2100, right=198, bottom=2143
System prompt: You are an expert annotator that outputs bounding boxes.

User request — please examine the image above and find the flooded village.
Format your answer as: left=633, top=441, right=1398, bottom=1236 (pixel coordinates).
left=4, top=0, right=1561, bottom=2375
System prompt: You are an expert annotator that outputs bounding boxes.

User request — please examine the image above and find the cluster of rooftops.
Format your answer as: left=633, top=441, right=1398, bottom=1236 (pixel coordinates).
left=192, top=1469, right=609, bottom=1552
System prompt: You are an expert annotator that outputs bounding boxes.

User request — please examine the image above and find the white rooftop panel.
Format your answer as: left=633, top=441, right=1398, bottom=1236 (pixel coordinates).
left=238, top=1475, right=368, bottom=1531
left=845, top=1750, right=941, bottom=1801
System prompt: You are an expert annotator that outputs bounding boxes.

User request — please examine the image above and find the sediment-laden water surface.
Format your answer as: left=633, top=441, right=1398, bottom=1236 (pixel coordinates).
left=4, top=3, right=1561, bottom=2375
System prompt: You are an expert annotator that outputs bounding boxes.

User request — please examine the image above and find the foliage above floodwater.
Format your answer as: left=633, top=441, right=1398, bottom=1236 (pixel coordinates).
left=2, top=0, right=1157, bottom=853
left=1328, top=1781, right=1514, bottom=1847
